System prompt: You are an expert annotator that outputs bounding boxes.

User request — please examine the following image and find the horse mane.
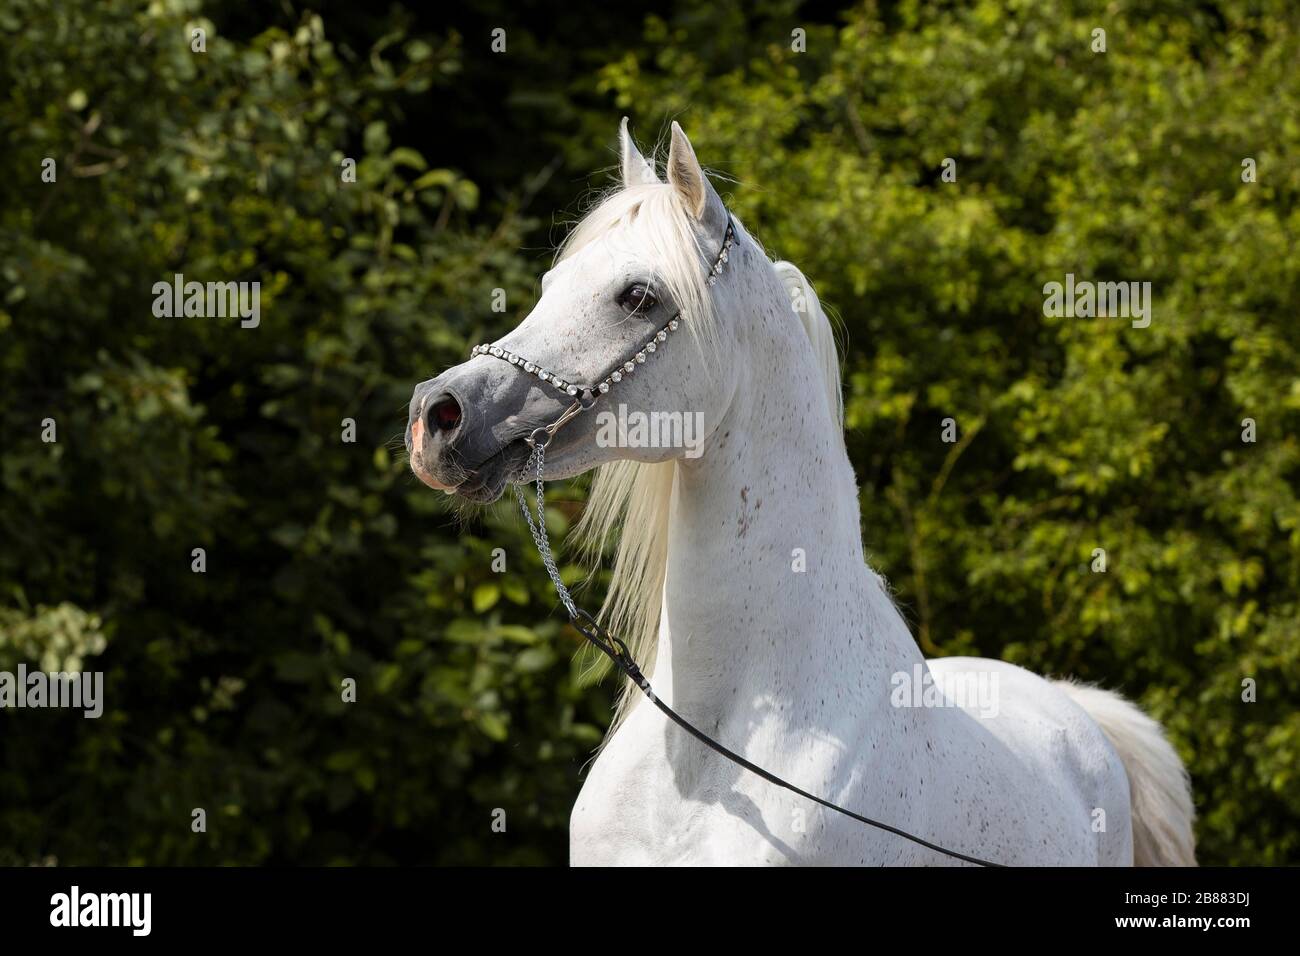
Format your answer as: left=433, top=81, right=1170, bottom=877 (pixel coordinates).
left=558, top=182, right=843, bottom=738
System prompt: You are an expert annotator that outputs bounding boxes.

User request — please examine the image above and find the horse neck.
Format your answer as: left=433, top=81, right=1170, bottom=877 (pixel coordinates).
left=654, top=268, right=925, bottom=733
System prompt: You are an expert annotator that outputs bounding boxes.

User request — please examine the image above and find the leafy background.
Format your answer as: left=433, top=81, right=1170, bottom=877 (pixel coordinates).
left=1, top=0, right=1296, bottom=865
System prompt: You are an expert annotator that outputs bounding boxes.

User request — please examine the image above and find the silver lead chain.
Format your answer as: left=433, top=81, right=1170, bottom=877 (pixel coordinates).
left=514, top=443, right=577, bottom=618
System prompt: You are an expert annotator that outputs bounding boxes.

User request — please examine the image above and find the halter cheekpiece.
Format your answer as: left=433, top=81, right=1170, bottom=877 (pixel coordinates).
left=469, top=217, right=736, bottom=449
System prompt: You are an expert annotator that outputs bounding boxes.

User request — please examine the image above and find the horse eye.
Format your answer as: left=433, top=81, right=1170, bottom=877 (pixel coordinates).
left=617, top=283, right=657, bottom=314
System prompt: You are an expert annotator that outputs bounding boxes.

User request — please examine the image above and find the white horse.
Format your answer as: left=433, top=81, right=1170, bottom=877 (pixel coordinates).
left=407, top=119, right=1197, bottom=866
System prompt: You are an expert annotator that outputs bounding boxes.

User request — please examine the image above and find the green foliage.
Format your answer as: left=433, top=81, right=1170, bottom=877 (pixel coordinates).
left=1, top=0, right=1296, bottom=864
left=0, top=0, right=605, bottom=865
left=599, top=0, right=1300, bottom=864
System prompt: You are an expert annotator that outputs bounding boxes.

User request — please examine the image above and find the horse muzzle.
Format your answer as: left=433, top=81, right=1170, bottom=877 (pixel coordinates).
left=406, top=356, right=568, bottom=502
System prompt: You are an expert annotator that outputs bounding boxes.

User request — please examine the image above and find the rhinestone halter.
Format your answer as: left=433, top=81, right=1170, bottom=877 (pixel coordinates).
left=469, top=216, right=736, bottom=448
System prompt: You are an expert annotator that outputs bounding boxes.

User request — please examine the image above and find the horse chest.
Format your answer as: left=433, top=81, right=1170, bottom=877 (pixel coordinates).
left=569, top=702, right=924, bottom=866
left=569, top=712, right=735, bottom=865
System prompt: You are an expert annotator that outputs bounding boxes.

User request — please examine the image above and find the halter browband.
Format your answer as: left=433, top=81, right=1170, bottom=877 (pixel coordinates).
left=470, top=216, right=736, bottom=449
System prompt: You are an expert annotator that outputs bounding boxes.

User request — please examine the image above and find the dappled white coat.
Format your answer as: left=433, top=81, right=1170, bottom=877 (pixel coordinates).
left=568, top=249, right=1135, bottom=864
left=489, top=121, right=1195, bottom=867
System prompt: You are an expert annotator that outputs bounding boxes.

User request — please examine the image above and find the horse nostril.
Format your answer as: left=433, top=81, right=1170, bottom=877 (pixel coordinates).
left=427, top=395, right=462, bottom=433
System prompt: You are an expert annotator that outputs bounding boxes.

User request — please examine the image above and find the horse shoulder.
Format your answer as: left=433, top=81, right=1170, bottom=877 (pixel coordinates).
left=926, top=657, right=1131, bottom=864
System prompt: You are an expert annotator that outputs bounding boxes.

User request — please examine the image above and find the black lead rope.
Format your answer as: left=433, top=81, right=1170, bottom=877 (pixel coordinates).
left=492, top=211, right=1003, bottom=867
left=514, top=438, right=1003, bottom=867
left=568, top=607, right=1005, bottom=867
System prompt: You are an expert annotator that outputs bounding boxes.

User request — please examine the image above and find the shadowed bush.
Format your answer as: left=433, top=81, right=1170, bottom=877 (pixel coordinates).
left=1, top=0, right=1296, bottom=864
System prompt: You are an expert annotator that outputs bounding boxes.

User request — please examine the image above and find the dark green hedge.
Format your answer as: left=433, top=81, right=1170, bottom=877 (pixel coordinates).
left=1, top=0, right=1296, bottom=864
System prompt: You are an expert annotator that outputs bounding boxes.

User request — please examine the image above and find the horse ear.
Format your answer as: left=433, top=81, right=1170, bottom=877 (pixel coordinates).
left=666, top=121, right=723, bottom=224
left=620, top=117, right=658, bottom=186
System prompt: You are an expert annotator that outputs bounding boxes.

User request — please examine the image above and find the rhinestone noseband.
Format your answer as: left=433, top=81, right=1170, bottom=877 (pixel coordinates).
left=469, top=216, right=736, bottom=449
